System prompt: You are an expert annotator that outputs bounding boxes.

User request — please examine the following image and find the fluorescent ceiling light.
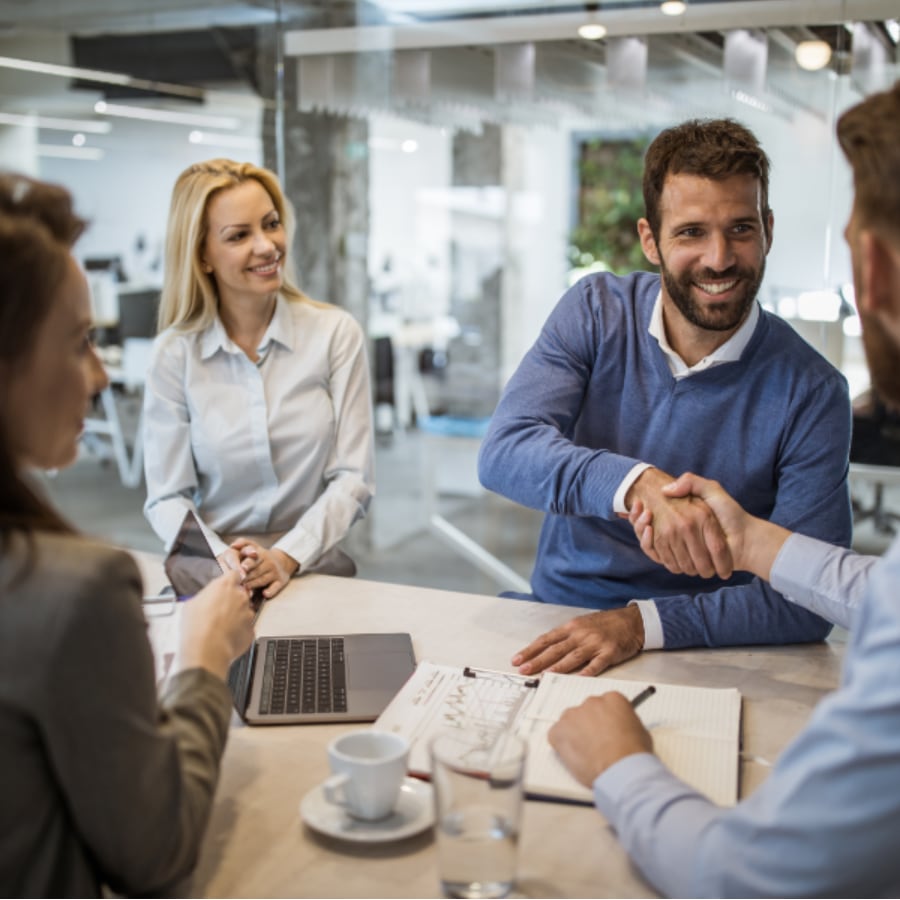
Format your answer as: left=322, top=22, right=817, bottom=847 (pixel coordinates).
left=0, top=53, right=207, bottom=102
left=0, top=55, right=132, bottom=85
left=188, top=129, right=262, bottom=149
left=795, top=39, right=832, bottom=71
left=660, top=1, right=687, bottom=15
left=0, top=111, right=111, bottom=133
left=94, top=100, right=240, bottom=130
left=37, top=144, right=104, bottom=161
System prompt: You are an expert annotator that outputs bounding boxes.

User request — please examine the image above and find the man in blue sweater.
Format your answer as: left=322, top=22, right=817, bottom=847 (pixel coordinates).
left=548, top=81, right=900, bottom=896
left=478, top=118, right=851, bottom=675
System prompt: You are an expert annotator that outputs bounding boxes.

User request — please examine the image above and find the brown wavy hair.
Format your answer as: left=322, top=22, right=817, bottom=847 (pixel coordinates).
left=643, top=118, right=772, bottom=244
left=837, top=80, right=900, bottom=237
left=0, top=173, right=86, bottom=540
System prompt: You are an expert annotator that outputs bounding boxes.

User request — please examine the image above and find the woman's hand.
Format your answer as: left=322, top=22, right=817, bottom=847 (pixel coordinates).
left=175, top=569, right=256, bottom=680
left=230, top=538, right=299, bottom=599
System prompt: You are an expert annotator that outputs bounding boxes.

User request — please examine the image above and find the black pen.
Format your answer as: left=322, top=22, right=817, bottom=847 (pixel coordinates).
left=630, top=685, right=656, bottom=709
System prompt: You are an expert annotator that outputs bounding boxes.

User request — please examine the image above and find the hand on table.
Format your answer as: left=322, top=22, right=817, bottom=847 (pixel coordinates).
left=548, top=692, right=653, bottom=787
left=630, top=472, right=791, bottom=582
left=624, top=467, right=732, bottom=579
left=230, top=539, right=299, bottom=599
left=511, top=605, right=645, bottom=676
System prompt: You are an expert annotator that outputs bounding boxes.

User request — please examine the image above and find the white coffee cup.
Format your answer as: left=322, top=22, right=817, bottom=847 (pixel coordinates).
left=323, top=730, right=410, bottom=820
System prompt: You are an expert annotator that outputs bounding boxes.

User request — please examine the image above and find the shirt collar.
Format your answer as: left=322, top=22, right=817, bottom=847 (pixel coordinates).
left=648, top=290, right=759, bottom=379
left=199, top=294, right=294, bottom=360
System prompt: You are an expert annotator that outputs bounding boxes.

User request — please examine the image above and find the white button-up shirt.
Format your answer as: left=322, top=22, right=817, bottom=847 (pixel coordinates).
left=142, top=295, right=374, bottom=568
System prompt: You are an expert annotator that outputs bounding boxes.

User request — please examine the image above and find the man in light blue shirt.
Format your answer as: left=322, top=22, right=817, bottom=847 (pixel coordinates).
left=548, top=81, right=900, bottom=897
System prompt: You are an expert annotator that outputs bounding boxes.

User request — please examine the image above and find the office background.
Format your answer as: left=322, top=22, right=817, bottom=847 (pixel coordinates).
left=3, top=0, right=898, bottom=590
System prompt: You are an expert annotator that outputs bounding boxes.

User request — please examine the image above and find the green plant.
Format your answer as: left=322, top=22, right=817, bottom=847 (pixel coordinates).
left=570, top=136, right=654, bottom=275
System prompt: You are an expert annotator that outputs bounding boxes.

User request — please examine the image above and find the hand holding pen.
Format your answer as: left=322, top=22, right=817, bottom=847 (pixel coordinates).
left=548, top=685, right=657, bottom=788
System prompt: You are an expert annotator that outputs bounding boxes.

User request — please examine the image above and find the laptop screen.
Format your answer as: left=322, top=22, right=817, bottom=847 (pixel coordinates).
left=164, top=510, right=225, bottom=598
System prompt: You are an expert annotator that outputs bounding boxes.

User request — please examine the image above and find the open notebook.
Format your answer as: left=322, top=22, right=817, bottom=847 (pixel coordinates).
left=374, top=662, right=742, bottom=807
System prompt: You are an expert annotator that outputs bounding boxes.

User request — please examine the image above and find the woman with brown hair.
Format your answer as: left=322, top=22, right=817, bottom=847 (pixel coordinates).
left=0, top=173, right=255, bottom=896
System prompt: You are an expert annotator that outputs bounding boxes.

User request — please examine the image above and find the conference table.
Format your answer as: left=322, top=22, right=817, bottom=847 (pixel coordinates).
left=134, top=553, right=847, bottom=898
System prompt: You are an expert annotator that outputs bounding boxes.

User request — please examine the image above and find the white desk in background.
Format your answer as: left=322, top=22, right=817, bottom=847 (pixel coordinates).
left=82, top=339, right=153, bottom=488
left=133, top=554, right=846, bottom=899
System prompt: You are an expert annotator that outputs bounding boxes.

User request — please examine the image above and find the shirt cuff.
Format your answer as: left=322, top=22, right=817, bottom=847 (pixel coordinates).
left=613, top=463, right=653, bottom=514
left=629, top=599, right=664, bottom=649
left=770, top=532, right=829, bottom=598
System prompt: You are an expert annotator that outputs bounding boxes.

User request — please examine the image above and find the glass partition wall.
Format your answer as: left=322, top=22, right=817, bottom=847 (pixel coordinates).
left=2, top=0, right=898, bottom=588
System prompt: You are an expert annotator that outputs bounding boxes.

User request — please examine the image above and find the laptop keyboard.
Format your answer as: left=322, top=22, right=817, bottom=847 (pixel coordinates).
left=259, top=637, right=348, bottom=715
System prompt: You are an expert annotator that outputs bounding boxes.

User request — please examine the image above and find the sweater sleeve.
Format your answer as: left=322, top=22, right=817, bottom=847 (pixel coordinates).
left=41, top=547, right=232, bottom=895
left=478, top=280, right=642, bottom=516
left=653, top=367, right=853, bottom=649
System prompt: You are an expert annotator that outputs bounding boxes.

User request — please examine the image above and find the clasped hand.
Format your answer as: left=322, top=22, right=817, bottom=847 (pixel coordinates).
left=219, top=539, right=299, bottom=599
left=623, top=467, right=733, bottom=579
left=511, top=469, right=741, bottom=679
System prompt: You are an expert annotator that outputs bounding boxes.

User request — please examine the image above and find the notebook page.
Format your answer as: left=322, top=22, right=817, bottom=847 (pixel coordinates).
left=520, top=674, right=741, bottom=807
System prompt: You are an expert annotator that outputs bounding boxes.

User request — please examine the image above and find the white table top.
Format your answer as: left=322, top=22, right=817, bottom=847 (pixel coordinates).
left=134, top=555, right=846, bottom=898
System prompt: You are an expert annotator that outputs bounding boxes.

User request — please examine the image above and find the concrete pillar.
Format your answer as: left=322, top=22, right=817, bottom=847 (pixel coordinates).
left=256, top=23, right=369, bottom=327
left=443, top=124, right=504, bottom=416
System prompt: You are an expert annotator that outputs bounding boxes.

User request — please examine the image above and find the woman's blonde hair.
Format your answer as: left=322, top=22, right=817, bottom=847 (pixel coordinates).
left=159, top=158, right=308, bottom=333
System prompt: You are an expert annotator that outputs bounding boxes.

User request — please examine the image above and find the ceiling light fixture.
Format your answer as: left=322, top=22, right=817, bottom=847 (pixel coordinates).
left=94, top=100, right=241, bottom=130
left=578, top=3, right=607, bottom=41
left=795, top=39, right=832, bottom=71
left=660, top=1, right=687, bottom=15
left=37, top=144, right=104, bottom=161
left=188, top=130, right=262, bottom=149
left=0, top=111, right=111, bottom=133
left=886, top=19, right=900, bottom=43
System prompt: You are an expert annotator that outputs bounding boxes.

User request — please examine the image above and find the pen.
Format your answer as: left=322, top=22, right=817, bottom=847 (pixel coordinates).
left=630, top=685, right=656, bottom=709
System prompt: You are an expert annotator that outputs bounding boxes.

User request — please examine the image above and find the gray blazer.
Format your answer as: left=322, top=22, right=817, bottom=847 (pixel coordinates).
left=0, top=532, right=232, bottom=897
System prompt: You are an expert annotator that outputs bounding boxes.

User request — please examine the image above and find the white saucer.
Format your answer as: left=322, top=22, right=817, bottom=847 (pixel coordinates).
left=300, top=776, right=434, bottom=843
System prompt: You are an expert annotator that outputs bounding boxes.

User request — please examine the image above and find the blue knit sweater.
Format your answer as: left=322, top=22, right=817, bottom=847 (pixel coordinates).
left=478, top=271, right=853, bottom=649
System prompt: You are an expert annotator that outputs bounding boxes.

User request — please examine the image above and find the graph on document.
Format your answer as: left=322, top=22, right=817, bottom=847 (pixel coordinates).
left=384, top=663, right=539, bottom=771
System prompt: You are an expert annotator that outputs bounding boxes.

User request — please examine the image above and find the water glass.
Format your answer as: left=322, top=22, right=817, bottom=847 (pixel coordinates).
left=430, top=730, right=526, bottom=899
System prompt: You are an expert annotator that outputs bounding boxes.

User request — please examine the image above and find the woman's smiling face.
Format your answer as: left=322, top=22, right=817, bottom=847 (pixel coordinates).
left=201, top=179, right=286, bottom=307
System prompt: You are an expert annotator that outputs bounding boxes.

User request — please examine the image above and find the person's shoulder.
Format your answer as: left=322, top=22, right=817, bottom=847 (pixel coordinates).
left=568, top=269, right=659, bottom=308
left=1, top=534, right=144, bottom=650
left=34, top=532, right=141, bottom=591
left=287, top=295, right=364, bottom=338
left=149, top=323, right=197, bottom=366
left=556, top=270, right=658, bottom=333
left=757, top=309, right=848, bottom=385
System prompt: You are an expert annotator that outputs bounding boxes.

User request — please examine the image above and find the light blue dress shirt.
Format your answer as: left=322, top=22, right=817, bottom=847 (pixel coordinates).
left=142, top=295, right=374, bottom=568
left=592, top=532, right=899, bottom=897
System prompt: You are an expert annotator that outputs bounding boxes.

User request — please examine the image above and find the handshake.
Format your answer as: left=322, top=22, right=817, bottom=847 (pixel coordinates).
left=624, top=468, right=792, bottom=584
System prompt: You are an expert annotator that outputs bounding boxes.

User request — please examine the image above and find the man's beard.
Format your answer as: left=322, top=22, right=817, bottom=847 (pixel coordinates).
left=861, top=310, right=900, bottom=409
left=658, top=254, right=764, bottom=333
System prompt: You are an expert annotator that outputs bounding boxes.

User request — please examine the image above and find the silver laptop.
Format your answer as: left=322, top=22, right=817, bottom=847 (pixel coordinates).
left=164, top=510, right=416, bottom=725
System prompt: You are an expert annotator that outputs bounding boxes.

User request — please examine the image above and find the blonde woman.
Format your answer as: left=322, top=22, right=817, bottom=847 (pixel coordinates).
left=0, top=173, right=254, bottom=895
left=143, top=159, right=374, bottom=599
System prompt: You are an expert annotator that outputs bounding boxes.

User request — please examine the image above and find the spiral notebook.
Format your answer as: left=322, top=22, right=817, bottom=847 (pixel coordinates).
left=374, top=661, right=742, bottom=806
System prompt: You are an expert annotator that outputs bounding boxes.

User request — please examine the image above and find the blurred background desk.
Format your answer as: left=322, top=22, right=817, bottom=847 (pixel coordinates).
left=82, top=279, right=159, bottom=487
left=133, top=555, right=846, bottom=899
